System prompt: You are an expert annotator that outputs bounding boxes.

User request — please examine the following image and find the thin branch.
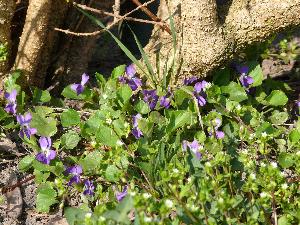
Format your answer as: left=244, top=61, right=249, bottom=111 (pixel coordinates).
left=55, top=0, right=157, bottom=37
left=130, top=0, right=171, bottom=34
left=75, top=3, right=165, bottom=26
left=113, top=0, right=120, bottom=22
left=1, top=175, right=35, bottom=194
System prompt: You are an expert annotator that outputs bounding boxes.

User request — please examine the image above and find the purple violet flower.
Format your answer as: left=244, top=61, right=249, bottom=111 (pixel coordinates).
left=194, top=81, right=209, bottom=93
left=71, top=73, right=89, bottom=95
left=182, top=140, right=202, bottom=159
left=36, top=137, right=56, bottom=165
left=210, top=118, right=225, bottom=139
left=132, top=114, right=143, bottom=139
left=83, top=180, right=95, bottom=196
left=188, top=140, right=202, bottom=159
left=132, top=114, right=142, bottom=127
left=183, top=76, right=199, bottom=86
left=116, top=185, right=128, bottom=202
left=215, top=130, right=225, bottom=139
left=16, top=113, right=37, bottom=139
left=132, top=127, right=143, bottom=139
left=240, top=75, right=254, bottom=88
left=160, top=95, right=171, bottom=109
left=4, top=89, right=17, bottom=114
left=119, top=76, right=127, bottom=84
left=66, top=165, right=83, bottom=186
left=119, top=64, right=142, bottom=91
left=296, top=101, right=300, bottom=108
left=237, top=65, right=249, bottom=75
left=128, top=77, right=142, bottom=91
left=237, top=65, right=254, bottom=88
left=142, top=90, right=159, bottom=110
left=193, top=82, right=207, bottom=107
left=125, top=64, right=136, bottom=78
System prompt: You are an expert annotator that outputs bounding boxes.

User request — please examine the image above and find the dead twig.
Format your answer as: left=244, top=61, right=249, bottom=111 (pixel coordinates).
left=1, top=175, right=35, bottom=195
left=55, top=0, right=157, bottom=36
left=130, top=0, right=171, bottom=34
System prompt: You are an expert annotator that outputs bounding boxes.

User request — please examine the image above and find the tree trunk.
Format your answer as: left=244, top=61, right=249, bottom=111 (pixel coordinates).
left=0, top=0, right=15, bottom=76
left=14, top=0, right=67, bottom=88
left=144, top=0, right=300, bottom=84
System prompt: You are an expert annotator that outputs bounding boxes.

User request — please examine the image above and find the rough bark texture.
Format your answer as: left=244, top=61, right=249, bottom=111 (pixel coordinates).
left=0, top=0, right=15, bottom=75
left=144, top=0, right=300, bottom=84
left=14, top=0, right=67, bottom=88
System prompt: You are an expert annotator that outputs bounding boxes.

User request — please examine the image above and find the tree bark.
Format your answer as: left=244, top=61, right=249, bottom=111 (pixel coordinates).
left=144, top=0, right=300, bottom=84
left=0, top=0, right=15, bottom=76
left=14, top=0, right=67, bottom=88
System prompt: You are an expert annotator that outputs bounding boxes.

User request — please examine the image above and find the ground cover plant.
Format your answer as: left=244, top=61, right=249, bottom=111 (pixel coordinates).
left=0, top=59, right=299, bottom=225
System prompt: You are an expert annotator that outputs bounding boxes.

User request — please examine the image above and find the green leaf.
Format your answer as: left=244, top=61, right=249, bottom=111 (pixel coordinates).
left=96, top=125, right=119, bottom=147
left=95, top=72, right=106, bottom=89
left=103, top=196, right=133, bottom=224
left=134, top=100, right=150, bottom=114
left=61, top=85, right=91, bottom=100
left=278, top=153, right=294, bottom=168
left=36, top=183, right=57, bottom=213
left=64, top=207, right=87, bottom=225
left=34, top=170, right=50, bottom=184
left=248, top=62, right=263, bottom=87
left=174, top=88, right=191, bottom=107
left=19, top=155, right=35, bottom=172
left=61, top=131, right=80, bottom=149
left=166, top=110, right=193, bottom=132
left=269, top=111, right=289, bottom=125
left=31, top=113, right=57, bottom=137
left=79, top=151, right=102, bottom=172
left=117, top=84, right=132, bottom=105
left=266, top=90, right=288, bottom=106
left=105, top=165, right=121, bottom=182
left=278, top=215, right=291, bottom=225
left=32, top=88, right=51, bottom=103
left=138, top=119, right=154, bottom=137
left=289, top=129, right=300, bottom=143
left=221, top=82, right=248, bottom=102
left=61, top=109, right=80, bottom=127
left=111, top=65, right=126, bottom=79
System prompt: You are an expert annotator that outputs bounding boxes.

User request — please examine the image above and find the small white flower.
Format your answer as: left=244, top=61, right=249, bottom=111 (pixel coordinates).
left=106, top=118, right=112, bottom=125
left=187, top=177, right=192, bottom=183
left=98, top=216, right=106, bottom=222
left=143, top=193, right=151, bottom=199
left=296, top=151, right=300, bottom=156
left=271, top=162, right=278, bottom=168
left=282, top=183, right=288, bottom=190
left=249, top=173, right=256, bottom=180
left=205, top=162, right=211, bottom=167
left=129, top=191, right=136, bottom=196
left=261, top=132, right=267, bottom=138
left=173, top=168, right=179, bottom=174
left=165, top=199, right=173, bottom=208
left=103, top=94, right=108, bottom=99
left=249, top=133, right=256, bottom=140
left=189, top=204, right=199, bottom=212
left=124, top=122, right=129, bottom=128
left=236, top=104, right=242, bottom=111
left=260, top=192, right=268, bottom=198
left=260, top=162, right=266, bottom=167
left=85, top=213, right=92, bottom=219
left=144, top=216, right=152, bottom=223
left=218, top=197, right=224, bottom=204
left=116, top=140, right=123, bottom=146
